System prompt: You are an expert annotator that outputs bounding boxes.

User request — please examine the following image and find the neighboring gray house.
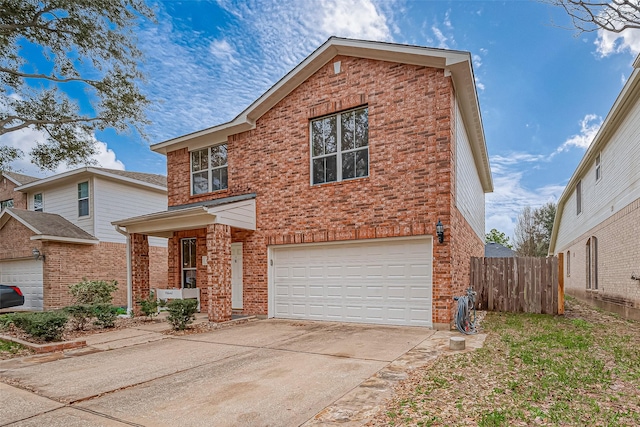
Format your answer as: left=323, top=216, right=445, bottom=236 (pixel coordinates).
left=484, top=242, right=516, bottom=258
left=549, top=55, right=640, bottom=321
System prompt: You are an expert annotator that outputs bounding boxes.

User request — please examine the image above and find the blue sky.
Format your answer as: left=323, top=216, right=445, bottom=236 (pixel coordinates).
left=3, top=0, right=640, bottom=239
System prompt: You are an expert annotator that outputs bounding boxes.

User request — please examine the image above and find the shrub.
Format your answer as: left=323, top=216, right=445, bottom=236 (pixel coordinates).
left=93, top=304, right=118, bottom=328
left=69, top=278, right=117, bottom=305
left=64, top=304, right=94, bottom=330
left=0, top=313, right=15, bottom=330
left=138, top=291, right=165, bottom=319
left=166, top=299, right=198, bottom=331
left=11, top=311, right=68, bottom=342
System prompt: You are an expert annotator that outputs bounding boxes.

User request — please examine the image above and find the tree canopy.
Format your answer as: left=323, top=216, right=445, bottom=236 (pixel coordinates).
left=544, top=0, right=640, bottom=33
left=514, top=202, right=557, bottom=257
left=0, top=0, right=154, bottom=171
left=485, top=228, right=513, bottom=249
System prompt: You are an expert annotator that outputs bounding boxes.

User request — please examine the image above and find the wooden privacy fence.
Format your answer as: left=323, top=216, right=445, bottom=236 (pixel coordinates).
left=469, top=256, right=563, bottom=315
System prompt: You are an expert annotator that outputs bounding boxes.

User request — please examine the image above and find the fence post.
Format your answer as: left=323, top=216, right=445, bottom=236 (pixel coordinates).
left=557, top=253, right=564, bottom=315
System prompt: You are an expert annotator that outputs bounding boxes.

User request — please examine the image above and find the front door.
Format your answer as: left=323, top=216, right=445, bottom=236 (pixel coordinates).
left=231, top=242, right=243, bottom=309
left=181, top=238, right=197, bottom=288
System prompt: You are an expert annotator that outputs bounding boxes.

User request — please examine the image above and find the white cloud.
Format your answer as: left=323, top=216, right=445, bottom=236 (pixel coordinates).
left=209, top=39, right=240, bottom=66
left=432, top=25, right=449, bottom=49
left=595, top=27, right=640, bottom=57
left=0, top=128, right=124, bottom=177
left=319, top=0, right=391, bottom=40
left=555, top=114, right=602, bottom=153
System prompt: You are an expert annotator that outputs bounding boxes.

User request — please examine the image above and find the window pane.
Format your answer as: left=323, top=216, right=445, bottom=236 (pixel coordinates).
left=342, top=151, right=355, bottom=180
left=33, top=194, right=42, bottom=211
left=354, top=108, right=368, bottom=148
left=191, top=149, right=208, bottom=172
left=78, top=182, right=88, bottom=199
left=78, top=199, right=89, bottom=216
left=326, top=155, right=337, bottom=182
left=312, top=120, right=325, bottom=156
left=212, top=167, right=228, bottom=191
left=192, top=171, right=209, bottom=194
left=324, top=116, right=337, bottom=154
left=313, top=158, right=325, bottom=184
left=210, top=144, right=227, bottom=168
left=356, top=149, right=369, bottom=177
left=341, top=111, right=355, bottom=151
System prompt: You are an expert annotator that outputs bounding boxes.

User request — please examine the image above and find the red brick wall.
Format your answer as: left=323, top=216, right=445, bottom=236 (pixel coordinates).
left=42, top=240, right=167, bottom=309
left=0, top=217, right=167, bottom=310
left=0, top=177, right=27, bottom=209
left=164, top=55, right=482, bottom=325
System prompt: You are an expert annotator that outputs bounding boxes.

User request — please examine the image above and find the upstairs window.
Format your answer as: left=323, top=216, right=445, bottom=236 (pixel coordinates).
left=311, top=107, right=369, bottom=185
left=0, top=199, right=13, bottom=210
left=78, top=182, right=89, bottom=217
left=595, top=153, right=602, bottom=182
left=33, top=193, right=43, bottom=212
left=576, top=180, right=582, bottom=215
left=191, top=144, right=228, bottom=195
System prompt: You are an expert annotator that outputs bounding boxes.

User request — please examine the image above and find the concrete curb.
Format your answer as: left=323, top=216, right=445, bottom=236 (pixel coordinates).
left=0, top=333, right=86, bottom=353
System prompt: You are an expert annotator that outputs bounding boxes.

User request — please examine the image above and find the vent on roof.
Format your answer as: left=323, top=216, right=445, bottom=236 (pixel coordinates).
left=333, top=61, right=341, bottom=74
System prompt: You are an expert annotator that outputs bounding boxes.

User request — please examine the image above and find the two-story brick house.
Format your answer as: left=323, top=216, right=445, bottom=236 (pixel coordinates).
left=115, top=38, right=493, bottom=329
left=0, top=167, right=169, bottom=311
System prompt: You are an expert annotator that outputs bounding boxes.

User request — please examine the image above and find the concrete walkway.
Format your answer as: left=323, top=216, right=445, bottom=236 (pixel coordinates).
left=0, top=319, right=486, bottom=426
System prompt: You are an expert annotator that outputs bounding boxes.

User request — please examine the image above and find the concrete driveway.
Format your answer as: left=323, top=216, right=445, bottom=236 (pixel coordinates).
left=0, top=319, right=485, bottom=426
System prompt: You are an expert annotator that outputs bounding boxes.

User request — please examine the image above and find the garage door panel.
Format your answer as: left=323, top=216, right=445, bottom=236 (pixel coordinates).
left=272, top=238, right=432, bottom=327
left=0, top=259, right=44, bottom=311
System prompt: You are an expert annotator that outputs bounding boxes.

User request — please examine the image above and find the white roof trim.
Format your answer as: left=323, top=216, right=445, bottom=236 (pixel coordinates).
left=149, top=37, right=492, bottom=191
left=30, top=235, right=100, bottom=245
left=549, top=62, right=640, bottom=254
left=1, top=174, right=23, bottom=186
left=0, top=209, right=40, bottom=234
left=112, top=199, right=257, bottom=237
left=15, top=167, right=166, bottom=192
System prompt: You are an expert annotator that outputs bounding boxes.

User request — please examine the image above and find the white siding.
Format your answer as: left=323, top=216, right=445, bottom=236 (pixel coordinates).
left=28, top=178, right=94, bottom=237
left=455, top=100, right=485, bottom=238
left=555, top=95, right=640, bottom=251
left=93, top=177, right=167, bottom=246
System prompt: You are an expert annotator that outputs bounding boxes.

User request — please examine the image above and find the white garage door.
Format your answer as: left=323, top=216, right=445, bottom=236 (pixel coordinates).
left=0, top=259, right=43, bottom=310
left=271, top=237, right=432, bottom=327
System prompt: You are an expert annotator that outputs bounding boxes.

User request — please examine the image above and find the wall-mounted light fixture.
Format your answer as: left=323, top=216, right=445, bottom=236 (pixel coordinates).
left=32, top=248, right=45, bottom=261
left=436, top=219, right=444, bottom=244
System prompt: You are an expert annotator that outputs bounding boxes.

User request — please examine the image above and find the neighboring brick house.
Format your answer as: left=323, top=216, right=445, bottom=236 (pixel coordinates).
left=114, top=38, right=493, bottom=329
left=550, top=55, right=640, bottom=321
left=0, top=171, right=39, bottom=210
left=0, top=167, right=168, bottom=311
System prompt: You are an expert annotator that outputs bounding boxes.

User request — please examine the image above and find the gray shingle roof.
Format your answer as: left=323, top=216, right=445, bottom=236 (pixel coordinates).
left=485, top=243, right=516, bottom=258
left=2, top=171, right=40, bottom=185
left=97, top=168, right=167, bottom=188
left=6, top=208, right=98, bottom=242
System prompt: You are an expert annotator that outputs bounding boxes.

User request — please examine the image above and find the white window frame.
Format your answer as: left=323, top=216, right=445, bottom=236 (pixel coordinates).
left=78, top=182, right=89, bottom=217
left=595, top=152, right=602, bottom=182
left=190, top=144, right=228, bottom=195
left=33, top=193, right=43, bottom=212
left=310, top=106, right=369, bottom=185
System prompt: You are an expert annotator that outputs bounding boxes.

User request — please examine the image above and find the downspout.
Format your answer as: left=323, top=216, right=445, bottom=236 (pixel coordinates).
left=115, top=225, right=133, bottom=316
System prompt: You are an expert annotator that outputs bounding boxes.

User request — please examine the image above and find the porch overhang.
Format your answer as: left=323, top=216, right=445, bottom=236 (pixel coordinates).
left=112, top=197, right=256, bottom=238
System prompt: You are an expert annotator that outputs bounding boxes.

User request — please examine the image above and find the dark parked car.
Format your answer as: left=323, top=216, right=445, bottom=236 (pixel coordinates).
left=0, top=285, right=25, bottom=309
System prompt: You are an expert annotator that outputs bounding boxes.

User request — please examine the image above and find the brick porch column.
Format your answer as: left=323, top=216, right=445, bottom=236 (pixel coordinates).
left=206, top=223, right=232, bottom=322
left=130, top=233, right=150, bottom=316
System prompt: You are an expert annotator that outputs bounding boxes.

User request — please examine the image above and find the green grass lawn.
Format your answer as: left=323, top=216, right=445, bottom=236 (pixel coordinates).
left=0, top=338, right=30, bottom=358
left=372, top=297, right=640, bottom=427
